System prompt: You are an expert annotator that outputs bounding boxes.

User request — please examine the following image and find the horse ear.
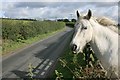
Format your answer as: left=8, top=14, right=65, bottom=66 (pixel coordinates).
left=86, top=9, right=92, bottom=20
left=76, top=10, right=80, bottom=19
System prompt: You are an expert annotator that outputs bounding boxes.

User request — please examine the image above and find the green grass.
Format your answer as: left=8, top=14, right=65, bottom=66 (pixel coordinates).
left=2, top=28, right=65, bottom=55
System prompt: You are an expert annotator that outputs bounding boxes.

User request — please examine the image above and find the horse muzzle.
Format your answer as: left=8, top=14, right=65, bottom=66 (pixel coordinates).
left=71, top=44, right=77, bottom=51
left=71, top=44, right=82, bottom=54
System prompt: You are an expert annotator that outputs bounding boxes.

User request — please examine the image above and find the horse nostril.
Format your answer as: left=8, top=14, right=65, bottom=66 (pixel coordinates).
left=71, top=44, right=77, bottom=51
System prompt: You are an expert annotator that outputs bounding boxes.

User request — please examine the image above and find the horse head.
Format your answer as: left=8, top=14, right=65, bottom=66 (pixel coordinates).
left=70, top=9, right=93, bottom=54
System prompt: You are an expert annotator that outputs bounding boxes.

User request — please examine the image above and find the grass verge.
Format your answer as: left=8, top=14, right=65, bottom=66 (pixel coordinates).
left=2, top=28, right=65, bottom=56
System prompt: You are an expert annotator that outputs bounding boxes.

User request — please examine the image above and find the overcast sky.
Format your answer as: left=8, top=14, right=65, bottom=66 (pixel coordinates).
left=1, top=0, right=119, bottom=21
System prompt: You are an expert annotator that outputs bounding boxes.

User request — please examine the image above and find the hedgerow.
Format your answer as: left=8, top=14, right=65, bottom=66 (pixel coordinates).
left=53, top=44, right=108, bottom=79
left=2, top=19, right=65, bottom=42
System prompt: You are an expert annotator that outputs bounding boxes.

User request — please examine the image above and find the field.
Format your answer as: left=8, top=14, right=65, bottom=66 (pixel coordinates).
left=2, top=19, right=65, bottom=55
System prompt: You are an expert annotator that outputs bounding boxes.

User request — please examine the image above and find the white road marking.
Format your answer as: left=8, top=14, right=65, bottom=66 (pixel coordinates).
left=33, top=58, right=43, bottom=67
left=40, top=72, right=45, bottom=75
left=34, top=70, right=40, bottom=74
left=43, top=59, right=49, bottom=64
left=38, top=59, right=50, bottom=70
left=39, top=64, right=44, bottom=69
left=36, top=59, right=54, bottom=75
left=44, top=60, right=54, bottom=71
left=46, top=59, right=49, bottom=62
left=19, top=57, right=43, bottom=71
left=44, top=46, right=47, bottom=48
left=44, top=65, right=50, bottom=70
left=48, top=61, right=53, bottom=66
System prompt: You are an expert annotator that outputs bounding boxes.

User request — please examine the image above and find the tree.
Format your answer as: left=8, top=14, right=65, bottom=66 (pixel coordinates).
left=71, top=19, right=76, bottom=22
left=63, top=19, right=69, bottom=22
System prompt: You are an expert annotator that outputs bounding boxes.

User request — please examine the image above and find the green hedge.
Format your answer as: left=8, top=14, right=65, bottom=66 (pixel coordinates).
left=65, top=22, right=75, bottom=28
left=2, top=19, right=65, bottom=42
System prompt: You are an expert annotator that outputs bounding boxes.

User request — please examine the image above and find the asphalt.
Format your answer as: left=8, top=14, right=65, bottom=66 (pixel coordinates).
left=2, top=27, right=73, bottom=79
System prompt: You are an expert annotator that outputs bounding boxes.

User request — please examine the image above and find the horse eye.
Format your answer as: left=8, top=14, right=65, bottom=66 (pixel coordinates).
left=83, top=27, right=87, bottom=30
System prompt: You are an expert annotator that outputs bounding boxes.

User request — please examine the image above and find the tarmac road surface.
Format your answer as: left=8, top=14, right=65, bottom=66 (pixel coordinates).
left=2, top=27, right=73, bottom=79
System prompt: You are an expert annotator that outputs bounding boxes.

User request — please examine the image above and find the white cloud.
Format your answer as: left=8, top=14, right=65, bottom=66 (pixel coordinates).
left=1, top=2, right=119, bottom=22
left=1, top=0, right=119, bottom=2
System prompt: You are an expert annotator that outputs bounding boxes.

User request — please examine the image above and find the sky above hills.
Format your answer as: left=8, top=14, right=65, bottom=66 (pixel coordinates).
left=1, top=0, right=119, bottom=22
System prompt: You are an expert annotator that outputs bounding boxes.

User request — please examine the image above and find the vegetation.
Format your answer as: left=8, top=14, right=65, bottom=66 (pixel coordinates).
left=2, top=19, right=65, bottom=41
left=57, top=18, right=76, bottom=28
left=2, top=19, right=65, bottom=55
left=51, top=43, right=108, bottom=79
left=65, top=22, right=75, bottom=28
left=1, top=18, right=37, bottom=21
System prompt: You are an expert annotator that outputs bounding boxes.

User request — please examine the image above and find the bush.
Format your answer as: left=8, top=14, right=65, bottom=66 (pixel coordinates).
left=65, top=22, right=75, bottom=28
left=52, top=44, right=108, bottom=79
left=2, top=19, right=65, bottom=42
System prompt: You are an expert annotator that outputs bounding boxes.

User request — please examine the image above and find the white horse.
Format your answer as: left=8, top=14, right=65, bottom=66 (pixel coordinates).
left=70, top=9, right=119, bottom=78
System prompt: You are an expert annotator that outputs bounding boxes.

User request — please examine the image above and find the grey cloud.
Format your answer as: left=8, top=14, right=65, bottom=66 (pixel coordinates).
left=14, top=2, right=118, bottom=9
left=14, top=2, right=85, bottom=10
left=2, top=2, right=118, bottom=21
left=93, top=2, right=118, bottom=7
left=15, top=2, right=49, bottom=8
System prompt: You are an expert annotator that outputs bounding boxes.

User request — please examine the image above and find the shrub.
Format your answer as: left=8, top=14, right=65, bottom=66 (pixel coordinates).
left=2, top=19, right=65, bottom=42
left=65, top=22, right=75, bottom=28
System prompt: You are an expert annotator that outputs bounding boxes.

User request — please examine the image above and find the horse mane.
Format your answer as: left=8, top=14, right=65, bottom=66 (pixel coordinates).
left=96, top=16, right=117, bottom=26
left=79, top=13, right=118, bottom=34
left=95, top=16, right=118, bottom=34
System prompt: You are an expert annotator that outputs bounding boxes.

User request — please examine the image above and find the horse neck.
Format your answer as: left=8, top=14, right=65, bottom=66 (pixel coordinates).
left=89, top=19, right=118, bottom=56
